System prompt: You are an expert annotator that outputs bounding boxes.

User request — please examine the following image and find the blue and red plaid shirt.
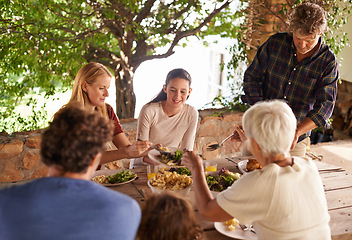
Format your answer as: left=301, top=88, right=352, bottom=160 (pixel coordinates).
left=241, top=33, right=338, bottom=140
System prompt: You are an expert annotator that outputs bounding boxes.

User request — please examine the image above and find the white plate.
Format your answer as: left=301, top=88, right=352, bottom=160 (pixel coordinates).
left=148, top=147, right=184, bottom=168
left=92, top=169, right=137, bottom=187
left=214, top=222, right=257, bottom=240
left=238, top=160, right=249, bottom=174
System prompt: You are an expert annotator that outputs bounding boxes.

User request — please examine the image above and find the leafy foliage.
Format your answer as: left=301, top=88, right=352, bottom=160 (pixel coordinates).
left=0, top=96, right=48, bottom=133
left=1, top=0, right=350, bottom=132
left=1, top=0, right=238, bottom=132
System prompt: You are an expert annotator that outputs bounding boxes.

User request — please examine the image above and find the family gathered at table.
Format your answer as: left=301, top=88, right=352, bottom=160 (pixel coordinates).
left=0, top=3, right=339, bottom=240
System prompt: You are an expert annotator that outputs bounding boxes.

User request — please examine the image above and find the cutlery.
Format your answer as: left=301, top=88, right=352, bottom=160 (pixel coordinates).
left=137, top=138, right=172, bottom=156
left=150, top=145, right=172, bottom=156
left=239, top=224, right=256, bottom=234
left=207, top=133, right=235, bottom=151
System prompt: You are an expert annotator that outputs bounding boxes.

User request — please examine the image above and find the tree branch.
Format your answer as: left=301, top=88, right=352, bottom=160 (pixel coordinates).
left=132, top=0, right=233, bottom=67
left=135, top=0, right=156, bottom=24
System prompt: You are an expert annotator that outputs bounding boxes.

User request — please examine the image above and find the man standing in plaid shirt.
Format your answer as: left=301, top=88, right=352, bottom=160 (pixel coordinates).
left=241, top=2, right=338, bottom=157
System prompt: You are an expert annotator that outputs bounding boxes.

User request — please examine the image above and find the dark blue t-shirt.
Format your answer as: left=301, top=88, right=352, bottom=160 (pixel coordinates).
left=0, top=177, right=141, bottom=240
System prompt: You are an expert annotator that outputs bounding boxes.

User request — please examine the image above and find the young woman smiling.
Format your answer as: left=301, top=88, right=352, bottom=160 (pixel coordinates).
left=133, top=68, right=199, bottom=166
left=63, top=62, right=151, bottom=166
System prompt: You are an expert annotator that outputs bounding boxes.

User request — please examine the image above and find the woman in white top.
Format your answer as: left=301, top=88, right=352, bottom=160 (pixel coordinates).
left=182, top=100, right=331, bottom=240
left=135, top=68, right=198, bottom=165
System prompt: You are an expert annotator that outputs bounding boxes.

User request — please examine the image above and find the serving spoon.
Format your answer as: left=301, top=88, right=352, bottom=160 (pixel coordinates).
left=207, top=133, right=235, bottom=151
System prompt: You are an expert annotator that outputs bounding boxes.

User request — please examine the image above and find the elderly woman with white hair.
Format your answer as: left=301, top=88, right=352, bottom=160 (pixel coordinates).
left=181, top=100, right=331, bottom=240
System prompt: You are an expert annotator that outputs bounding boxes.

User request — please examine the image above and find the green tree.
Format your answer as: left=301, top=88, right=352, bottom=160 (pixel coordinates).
left=1, top=0, right=241, bottom=121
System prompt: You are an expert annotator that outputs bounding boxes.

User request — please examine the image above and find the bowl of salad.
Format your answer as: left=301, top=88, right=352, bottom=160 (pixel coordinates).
left=206, top=168, right=241, bottom=197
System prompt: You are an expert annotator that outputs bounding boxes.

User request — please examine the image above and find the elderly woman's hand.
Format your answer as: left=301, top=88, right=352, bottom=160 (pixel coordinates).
left=231, top=125, right=246, bottom=143
left=181, top=150, right=203, bottom=174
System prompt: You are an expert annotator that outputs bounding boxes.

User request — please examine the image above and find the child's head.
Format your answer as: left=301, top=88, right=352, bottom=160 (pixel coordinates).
left=164, top=68, right=192, bottom=88
left=149, top=68, right=192, bottom=104
left=138, top=191, right=203, bottom=240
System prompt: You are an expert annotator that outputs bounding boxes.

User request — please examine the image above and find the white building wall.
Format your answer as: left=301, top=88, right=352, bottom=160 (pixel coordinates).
left=338, top=15, right=352, bottom=83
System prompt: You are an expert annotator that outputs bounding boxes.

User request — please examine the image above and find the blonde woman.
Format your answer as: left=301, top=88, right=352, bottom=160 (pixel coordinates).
left=66, top=62, right=151, bottom=165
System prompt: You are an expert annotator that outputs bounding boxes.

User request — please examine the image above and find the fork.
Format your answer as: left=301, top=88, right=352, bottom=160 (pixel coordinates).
left=150, top=145, right=172, bottom=156
left=239, top=224, right=256, bottom=234
left=207, top=133, right=235, bottom=151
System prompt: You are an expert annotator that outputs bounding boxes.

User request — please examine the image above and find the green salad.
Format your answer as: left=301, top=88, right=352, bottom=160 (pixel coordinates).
left=171, top=149, right=183, bottom=161
left=206, top=168, right=241, bottom=192
left=160, top=149, right=183, bottom=166
left=169, top=167, right=191, bottom=176
left=107, top=170, right=136, bottom=184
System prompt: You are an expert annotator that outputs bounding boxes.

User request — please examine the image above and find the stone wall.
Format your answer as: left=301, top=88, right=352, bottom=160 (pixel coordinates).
left=0, top=109, right=244, bottom=183
left=0, top=131, right=47, bottom=183
left=2, top=78, right=351, bottom=183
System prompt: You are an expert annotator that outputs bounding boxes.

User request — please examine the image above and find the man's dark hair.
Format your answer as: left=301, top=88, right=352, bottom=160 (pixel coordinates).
left=41, top=103, right=113, bottom=173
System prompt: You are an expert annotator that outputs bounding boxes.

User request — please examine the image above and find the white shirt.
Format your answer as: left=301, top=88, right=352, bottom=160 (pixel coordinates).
left=217, top=157, right=331, bottom=240
left=137, top=102, right=198, bottom=150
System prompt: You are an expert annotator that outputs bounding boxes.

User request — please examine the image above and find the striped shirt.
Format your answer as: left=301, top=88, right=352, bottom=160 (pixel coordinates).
left=241, top=33, right=338, bottom=140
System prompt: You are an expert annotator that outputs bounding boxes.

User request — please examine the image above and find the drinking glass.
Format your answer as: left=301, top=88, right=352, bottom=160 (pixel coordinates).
left=204, top=162, right=217, bottom=172
left=147, top=165, right=159, bottom=180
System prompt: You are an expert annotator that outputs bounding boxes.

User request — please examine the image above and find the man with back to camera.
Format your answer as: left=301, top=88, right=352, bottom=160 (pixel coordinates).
left=0, top=104, right=141, bottom=240
left=241, top=2, right=338, bottom=157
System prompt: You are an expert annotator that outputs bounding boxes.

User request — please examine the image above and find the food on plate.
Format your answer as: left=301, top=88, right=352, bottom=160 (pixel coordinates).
left=223, top=218, right=239, bottom=231
left=92, top=175, right=109, bottom=184
left=158, top=146, right=171, bottom=152
left=150, top=170, right=192, bottom=191
left=158, top=149, right=183, bottom=166
left=246, top=158, right=262, bottom=172
left=206, top=168, right=241, bottom=192
left=92, top=170, right=136, bottom=184
left=169, top=167, right=191, bottom=176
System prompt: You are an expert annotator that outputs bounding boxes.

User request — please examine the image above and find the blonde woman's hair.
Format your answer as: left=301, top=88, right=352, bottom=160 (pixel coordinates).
left=68, top=62, right=113, bottom=117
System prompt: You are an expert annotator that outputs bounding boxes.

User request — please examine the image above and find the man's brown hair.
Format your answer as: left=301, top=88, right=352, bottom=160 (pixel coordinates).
left=41, top=103, right=113, bottom=173
left=287, top=2, right=327, bottom=35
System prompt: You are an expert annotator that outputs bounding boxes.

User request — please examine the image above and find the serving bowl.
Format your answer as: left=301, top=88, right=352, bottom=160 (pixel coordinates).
left=147, top=178, right=192, bottom=197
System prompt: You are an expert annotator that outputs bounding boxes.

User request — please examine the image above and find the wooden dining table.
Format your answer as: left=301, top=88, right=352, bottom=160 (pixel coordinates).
left=112, top=157, right=352, bottom=240
left=0, top=157, right=351, bottom=239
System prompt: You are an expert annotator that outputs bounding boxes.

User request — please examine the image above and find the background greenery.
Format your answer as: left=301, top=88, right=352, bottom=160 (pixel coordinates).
left=1, top=0, right=351, bottom=133
left=1, top=0, right=241, bottom=133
